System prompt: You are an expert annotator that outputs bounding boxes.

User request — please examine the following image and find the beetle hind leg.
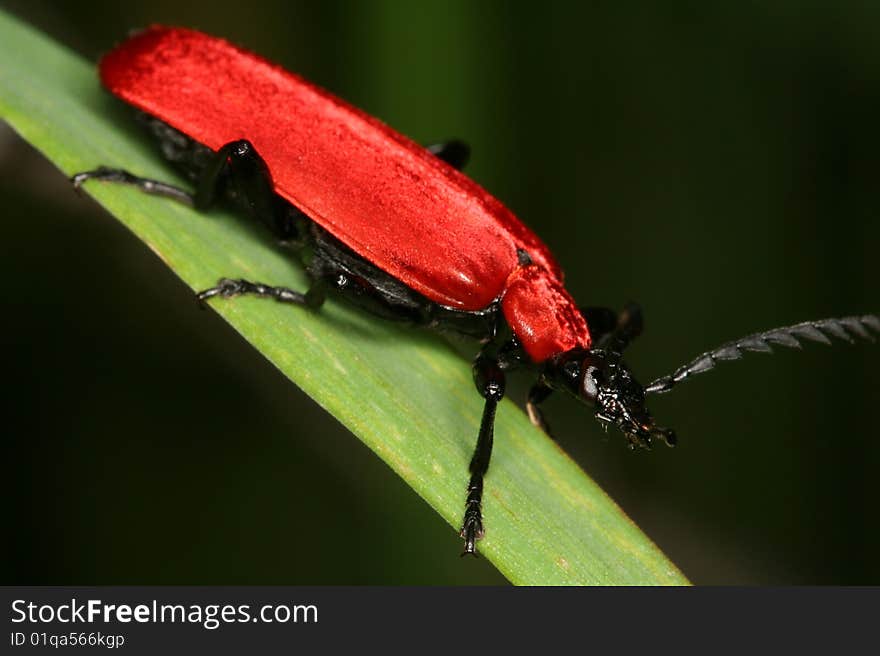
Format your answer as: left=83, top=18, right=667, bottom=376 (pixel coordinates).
left=71, top=167, right=195, bottom=206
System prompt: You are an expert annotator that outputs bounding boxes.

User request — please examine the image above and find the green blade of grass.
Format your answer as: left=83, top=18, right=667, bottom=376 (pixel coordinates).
left=0, top=10, right=688, bottom=585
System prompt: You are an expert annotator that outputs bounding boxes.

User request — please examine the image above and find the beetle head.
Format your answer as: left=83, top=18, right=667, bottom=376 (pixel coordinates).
left=547, top=349, right=676, bottom=449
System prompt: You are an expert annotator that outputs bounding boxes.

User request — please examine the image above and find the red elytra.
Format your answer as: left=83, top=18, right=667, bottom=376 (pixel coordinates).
left=99, top=26, right=591, bottom=361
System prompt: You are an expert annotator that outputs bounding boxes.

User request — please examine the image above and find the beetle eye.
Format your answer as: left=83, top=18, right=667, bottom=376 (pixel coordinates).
left=582, top=365, right=599, bottom=401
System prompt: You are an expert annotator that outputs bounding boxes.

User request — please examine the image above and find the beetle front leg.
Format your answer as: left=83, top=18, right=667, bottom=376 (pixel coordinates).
left=426, top=140, right=470, bottom=171
left=582, top=302, right=644, bottom=352
left=461, top=350, right=506, bottom=556
left=612, top=302, right=643, bottom=350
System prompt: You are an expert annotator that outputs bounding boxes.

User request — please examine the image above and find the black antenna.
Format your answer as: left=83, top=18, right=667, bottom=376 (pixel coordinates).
left=645, top=314, right=879, bottom=395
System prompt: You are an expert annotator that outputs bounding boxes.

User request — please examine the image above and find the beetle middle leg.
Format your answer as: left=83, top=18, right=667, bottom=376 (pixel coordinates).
left=197, top=278, right=326, bottom=308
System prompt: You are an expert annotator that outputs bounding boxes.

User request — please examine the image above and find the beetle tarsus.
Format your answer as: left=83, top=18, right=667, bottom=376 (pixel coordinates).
left=460, top=493, right=484, bottom=557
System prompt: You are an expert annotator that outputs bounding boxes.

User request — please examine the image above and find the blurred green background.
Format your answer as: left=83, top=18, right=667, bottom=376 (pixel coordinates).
left=2, top=1, right=878, bottom=585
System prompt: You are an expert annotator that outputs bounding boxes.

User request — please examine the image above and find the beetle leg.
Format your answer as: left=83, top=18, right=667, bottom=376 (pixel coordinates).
left=611, top=302, right=643, bottom=350
left=579, top=306, right=618, bottom=343
left=70, top=142, right=259, bottom=210
left=426, top=140, right=471, bottom=171
left=582, top=303, right=644, bottom=352
left=197, top=278, right=326, bottom=309
left=71, top=167, right=196, bottom=206
left=461, top=350, right=506, bottom=556
left=526, top=382, right=554, bottom=437
left=72, top=140, right=305, bottom=243
left=194, top=139, right=306, bottom=243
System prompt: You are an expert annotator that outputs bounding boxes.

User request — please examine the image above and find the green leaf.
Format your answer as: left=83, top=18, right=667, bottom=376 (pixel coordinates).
left=0, top=10, right=688, bottom=585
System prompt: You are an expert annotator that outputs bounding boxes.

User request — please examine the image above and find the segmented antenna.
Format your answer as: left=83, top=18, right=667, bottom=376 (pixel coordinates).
left=645, top=314, right=879, bottom=395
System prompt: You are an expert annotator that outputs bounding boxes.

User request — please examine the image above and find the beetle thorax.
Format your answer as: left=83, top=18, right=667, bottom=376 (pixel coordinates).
left=501, top=264, right=591, bottom=362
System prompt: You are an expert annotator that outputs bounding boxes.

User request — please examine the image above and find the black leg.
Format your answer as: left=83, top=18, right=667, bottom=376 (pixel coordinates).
left=426, top=140, right=471, bottom=171
left=612, top=302, right=643, bottom=349
left=197, top=278, right=326, bottom=309
left=461, top=350, right=506, bottom=556
left=71, top=166, right=195, bottom=206
left=526, top=382, right=554, bottom=437
left=194, top=140, right=293, bottom=238
left=72, top=140, right=304, bottom=240
left=72, top=141, right=256, bottom=211
left=582, top=302, right=643, bottom=352
left=580, top=306, right=618, bottom=343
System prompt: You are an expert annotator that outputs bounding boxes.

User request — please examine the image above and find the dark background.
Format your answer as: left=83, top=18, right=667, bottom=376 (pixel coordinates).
left=3, top=1, right=878, bottom=585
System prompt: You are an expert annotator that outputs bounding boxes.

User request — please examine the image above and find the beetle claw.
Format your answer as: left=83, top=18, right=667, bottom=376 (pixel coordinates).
left=459, top=515, right=483, bottom=557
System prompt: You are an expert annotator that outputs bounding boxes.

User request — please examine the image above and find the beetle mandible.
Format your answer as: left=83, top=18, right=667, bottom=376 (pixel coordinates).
left=72, top=27, right=879, bottom=555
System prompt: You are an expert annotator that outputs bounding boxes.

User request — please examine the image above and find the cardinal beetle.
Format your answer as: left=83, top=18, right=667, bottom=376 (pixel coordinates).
left=72, top=27, right=879, bottom=555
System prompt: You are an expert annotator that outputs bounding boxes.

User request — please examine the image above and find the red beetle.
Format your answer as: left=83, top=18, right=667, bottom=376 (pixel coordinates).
left=73, top=27, right=879, bottom=554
